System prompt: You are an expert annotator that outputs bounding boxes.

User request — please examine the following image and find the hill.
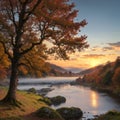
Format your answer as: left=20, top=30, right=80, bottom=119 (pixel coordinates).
left=78, top=65, right=103, bottom=75
left=47, top=63, right=77, bottom=76
left=76, top=57, right=120, bottom=95
left=48, top=63, right=67, bottom=73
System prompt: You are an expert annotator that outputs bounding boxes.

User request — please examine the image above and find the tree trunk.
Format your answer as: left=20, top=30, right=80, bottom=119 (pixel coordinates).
left=2, top=59, right=18, bottom=105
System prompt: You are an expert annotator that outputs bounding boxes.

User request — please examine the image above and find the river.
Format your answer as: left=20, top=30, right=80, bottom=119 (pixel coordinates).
left=18, top=77, right=120, bottom=120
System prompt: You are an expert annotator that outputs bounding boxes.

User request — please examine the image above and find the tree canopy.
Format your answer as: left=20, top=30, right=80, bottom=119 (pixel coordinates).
left=0, top=0, right=88, bottom=104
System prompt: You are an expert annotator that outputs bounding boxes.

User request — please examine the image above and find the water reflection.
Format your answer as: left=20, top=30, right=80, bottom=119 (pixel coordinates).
left=91, top=91, right=98, bottom=108
left=18, top=77, right=120, bottom=119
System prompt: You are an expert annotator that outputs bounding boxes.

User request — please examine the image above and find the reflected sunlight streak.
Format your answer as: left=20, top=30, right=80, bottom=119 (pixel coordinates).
left=91, top=91, right=98, bottom=108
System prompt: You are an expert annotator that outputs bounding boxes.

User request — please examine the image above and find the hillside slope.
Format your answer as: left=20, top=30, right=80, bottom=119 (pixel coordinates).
left=76, top=57, right=120, bottom=95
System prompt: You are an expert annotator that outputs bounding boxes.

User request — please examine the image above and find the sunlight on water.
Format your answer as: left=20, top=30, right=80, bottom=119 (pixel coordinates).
left=91, top=91, right=98, bottom=108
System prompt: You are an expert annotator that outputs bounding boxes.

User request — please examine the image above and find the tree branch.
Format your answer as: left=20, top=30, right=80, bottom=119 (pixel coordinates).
left=23, top=0, right=42, bottom=22
left=20, top=39, right=44, bottom=55
left=8, top=0, right=18, bottom=29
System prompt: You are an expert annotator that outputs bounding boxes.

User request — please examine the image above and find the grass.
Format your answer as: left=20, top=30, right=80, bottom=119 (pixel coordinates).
left=94, top=110, right=120, bottom=120
left=0, top=87, right=47, bottom=120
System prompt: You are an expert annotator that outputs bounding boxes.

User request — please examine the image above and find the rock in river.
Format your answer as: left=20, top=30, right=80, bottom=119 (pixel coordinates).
left=36, top=106, right=64, bottom=120
left=50, top=95, right=66, bottom=106
left=57, top=107, right=83, bottom=120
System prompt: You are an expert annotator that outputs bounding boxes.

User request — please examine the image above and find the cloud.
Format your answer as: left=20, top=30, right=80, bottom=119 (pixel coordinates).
left=70, top=58, right=77, bottom=61
left=102, top=46, right=114, bottom=51
left=83, top=54, right=105, bottom=58
left=90, top=46, right=101, bottom=51
left=108, top=42, right=120, bottom=47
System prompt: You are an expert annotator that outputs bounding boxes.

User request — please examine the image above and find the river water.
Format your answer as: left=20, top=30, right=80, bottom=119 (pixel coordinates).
left=18, top=77, right=120, bottom=120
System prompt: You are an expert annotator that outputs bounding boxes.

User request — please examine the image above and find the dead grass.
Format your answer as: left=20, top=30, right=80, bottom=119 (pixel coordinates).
left=0, top=87, right=48, bottom=120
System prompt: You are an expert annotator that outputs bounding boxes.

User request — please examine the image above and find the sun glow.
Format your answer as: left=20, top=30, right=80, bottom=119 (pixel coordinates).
left=91, top=91, right=98, bottom=108
left=90, top=59, right=102, bottom=67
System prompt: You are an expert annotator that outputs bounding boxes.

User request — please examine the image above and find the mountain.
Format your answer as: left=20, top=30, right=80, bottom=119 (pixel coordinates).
left=47, top=63, right=78, bottom=76
left=78, top=65, right=103, bottom=75
left=77, top=57, right=120, bottom=84
left=48, top=63, right=67, bottom=73
left=65, top=67, right=83, bottom=73
left=76, top=57, right=120, bottom=96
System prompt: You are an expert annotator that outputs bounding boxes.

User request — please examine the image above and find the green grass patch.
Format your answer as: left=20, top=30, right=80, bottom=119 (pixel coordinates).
left=94, top=110, right=120, bottom=120
left=0, top=87, right=47, bottom=120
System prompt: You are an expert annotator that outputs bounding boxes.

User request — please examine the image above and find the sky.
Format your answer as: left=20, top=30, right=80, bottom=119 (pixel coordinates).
left=49, top=0, right=120, bottom=72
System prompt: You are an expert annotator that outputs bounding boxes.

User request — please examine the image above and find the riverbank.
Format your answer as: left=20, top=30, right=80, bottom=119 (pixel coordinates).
left=0, top=86, right=83, bottom=120
left=71, top=80, right=120, bottom=119
left=93, top=110, right=120, bottom=120
left=74, top=79, right=120, bottom=103
left=0, top=87, right=50, bottom=120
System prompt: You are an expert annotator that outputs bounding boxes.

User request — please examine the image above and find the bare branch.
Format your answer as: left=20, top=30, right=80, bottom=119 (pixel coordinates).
left=8, top=0, right=18, bottom=28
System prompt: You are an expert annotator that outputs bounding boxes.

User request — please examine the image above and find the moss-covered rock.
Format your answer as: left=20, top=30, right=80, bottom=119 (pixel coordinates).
left=38, top=97, right=52, bottom=106
left=50, top=96, right=66, bottom=106
left=57, top=107, right=83, bottom=120
left=93, top=110, right=120, bottom=120
left=38, top=88, right=54, bottom=96
left=36, top=106, right=64, bottom=120
left=38, top=95, right=66, bottom=106
left=27, top=88, right=36, bottom=93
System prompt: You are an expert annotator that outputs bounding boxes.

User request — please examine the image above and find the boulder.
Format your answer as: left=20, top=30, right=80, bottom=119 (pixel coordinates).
left=27, top=88, right=36, bottom=93
left=38, top=88, right=54, bottom=96
left=50, top=96, right=66, bottom=106
left=57, top=107, right=83, bottom=120
left=38, top=97, right=52, bottom=106
left=36, top=106, right=64, bottom=120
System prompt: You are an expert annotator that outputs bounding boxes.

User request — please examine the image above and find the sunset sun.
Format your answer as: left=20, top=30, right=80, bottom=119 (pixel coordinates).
left=90, top=59, right=101, bottom=67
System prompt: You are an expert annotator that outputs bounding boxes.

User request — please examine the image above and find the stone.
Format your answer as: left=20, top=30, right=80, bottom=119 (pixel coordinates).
left=36, top=106, right=64, bottom=120
left=27, top=88, right=36, bottom=93
left=50, top=95, right=66, bottom=106
left=38, top=97, right=52, bottom=106
left=57, top=107, right=83, bottom=120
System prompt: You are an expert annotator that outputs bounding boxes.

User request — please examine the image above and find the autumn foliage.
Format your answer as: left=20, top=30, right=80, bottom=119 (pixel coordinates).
left=78, top=57, right=120, bottom=93
left=112, top=67, right=120, bottom=87
left=0, top=0, right=88, bottom=103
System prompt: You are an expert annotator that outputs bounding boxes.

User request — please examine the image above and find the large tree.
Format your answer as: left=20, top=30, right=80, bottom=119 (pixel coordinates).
left=0, top=0, right=88, bottom=105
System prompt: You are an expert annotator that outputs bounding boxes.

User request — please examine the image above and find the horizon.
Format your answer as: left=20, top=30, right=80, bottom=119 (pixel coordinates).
left=49, top=58, right=117, bottom=73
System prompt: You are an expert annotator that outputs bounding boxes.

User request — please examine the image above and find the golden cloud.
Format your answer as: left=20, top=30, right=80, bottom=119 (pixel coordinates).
left=83, top=54, right=105, bottom=58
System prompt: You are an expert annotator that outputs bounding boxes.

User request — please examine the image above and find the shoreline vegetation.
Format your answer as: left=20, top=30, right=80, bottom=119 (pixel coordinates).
left=75, top=77, right=120, bottom=103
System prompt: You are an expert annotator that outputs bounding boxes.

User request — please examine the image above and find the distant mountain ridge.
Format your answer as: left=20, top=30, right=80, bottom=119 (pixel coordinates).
left=48, top=63, right=67, bottom=73
left=78, top=65, right=103, bottom=75
left=47, top=63, right=78, bottom=76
